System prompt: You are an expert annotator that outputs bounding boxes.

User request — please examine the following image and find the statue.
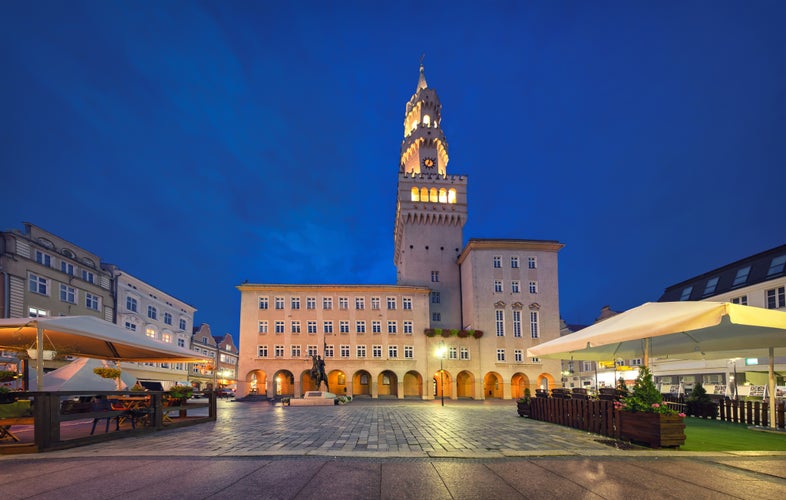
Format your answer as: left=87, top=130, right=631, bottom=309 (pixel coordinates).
left=311, top=354, right=329, bottom=392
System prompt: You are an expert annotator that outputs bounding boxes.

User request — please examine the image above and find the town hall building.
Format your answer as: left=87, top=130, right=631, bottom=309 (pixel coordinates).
left=236, top=65, right=564, bottom=400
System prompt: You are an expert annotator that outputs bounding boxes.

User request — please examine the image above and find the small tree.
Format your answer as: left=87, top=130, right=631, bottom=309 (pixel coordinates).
left=687, top=381, right=711, bottom=403
left=623, top=366, right=666, bottom=413
left=616, top=377, right=629, bottom=397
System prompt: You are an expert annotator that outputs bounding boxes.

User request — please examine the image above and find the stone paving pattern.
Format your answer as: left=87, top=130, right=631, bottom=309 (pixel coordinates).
left=2, top=399, right=785, bottom=499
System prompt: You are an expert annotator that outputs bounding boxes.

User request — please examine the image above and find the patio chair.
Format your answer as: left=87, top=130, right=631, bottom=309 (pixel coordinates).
left=90, top=396, right=121, bottom=435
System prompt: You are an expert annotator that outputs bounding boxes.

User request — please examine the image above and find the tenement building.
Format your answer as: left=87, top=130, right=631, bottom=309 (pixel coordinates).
left=237, top=65, right=564, bottom=400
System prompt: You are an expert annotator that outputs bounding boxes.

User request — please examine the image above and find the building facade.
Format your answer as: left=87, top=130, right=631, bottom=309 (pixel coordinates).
left=653, top=244, right=786, bottom=395
left=236, top=65, right=564, bottom=400
left=109, top=266, right=195, bottom=388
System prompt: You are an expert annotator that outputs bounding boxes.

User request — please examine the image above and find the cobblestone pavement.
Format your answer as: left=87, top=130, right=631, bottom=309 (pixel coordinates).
left=3, top=399, right=786, bottom=499
left=34, top=398, right=621, bottom=459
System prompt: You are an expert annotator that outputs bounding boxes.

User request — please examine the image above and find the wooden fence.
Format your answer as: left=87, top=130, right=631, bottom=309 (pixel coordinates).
left=529, top=396, right=786, bottom=438
left=529, top=397, right=620, bottom=438
left=662, top=395, right=786, bottom=429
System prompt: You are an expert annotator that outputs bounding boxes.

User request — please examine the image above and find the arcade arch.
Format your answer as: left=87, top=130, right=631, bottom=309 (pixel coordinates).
left=456, top=370, right=475, bottom=399
left=511, top=373, right=531, bottom=399
left=403, top=370, right=422, bottom=398
left=483, top=372, right=503, bottom=399
left=378, top=370, right=398, bottom=397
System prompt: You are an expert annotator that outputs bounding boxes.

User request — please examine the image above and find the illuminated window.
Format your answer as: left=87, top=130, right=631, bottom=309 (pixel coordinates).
left=429, top=188, right=438, bottom=202
left=146, top=327, right=156, bottom=339
left=162, top=333, right=171, bottom=343
left=423, top=114, right=430, bottom=126
left=411, top=187, right=420, bottom=201
left=448, top=188, right=456, bottom=204
left=420, top=187, right=428, bottom=201
left=438, top=188, right=447, bottom=203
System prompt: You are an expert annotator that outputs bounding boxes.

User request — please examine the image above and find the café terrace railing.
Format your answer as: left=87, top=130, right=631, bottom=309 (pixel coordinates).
left=529, top=391, right=785, bottom=438
left=0, top=390, right=216, bottom=454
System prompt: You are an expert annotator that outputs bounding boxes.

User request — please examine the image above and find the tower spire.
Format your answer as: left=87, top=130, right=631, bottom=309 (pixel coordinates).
left=417, top=54, right=428, bottom=91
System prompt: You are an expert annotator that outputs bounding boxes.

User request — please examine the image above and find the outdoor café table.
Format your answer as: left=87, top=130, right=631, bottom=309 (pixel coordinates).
left=108, top=396, right=151, bottom=426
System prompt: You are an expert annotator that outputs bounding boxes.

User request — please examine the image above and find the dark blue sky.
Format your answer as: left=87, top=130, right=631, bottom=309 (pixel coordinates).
left=2, top=1, right=784, bottom=342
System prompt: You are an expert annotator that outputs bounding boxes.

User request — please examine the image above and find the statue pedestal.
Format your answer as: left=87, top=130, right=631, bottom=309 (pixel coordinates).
left=289, top=391, right=337, bottom=406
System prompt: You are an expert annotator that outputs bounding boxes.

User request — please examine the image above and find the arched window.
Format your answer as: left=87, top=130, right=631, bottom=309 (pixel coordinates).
left=423, top=114, right=431, bottom=126
left=448, top=188, right=457, bottom=204
left=421, top=187, right=429, bottom=201
left=438, top=188, right=447, bottom=203
left=429, top=188, right=438, bottom=203
left=411, top=187, right=420, bottom=202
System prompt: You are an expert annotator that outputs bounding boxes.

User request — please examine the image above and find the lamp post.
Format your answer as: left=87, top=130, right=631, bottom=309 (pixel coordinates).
left=436, top=341, right=447, bottom=406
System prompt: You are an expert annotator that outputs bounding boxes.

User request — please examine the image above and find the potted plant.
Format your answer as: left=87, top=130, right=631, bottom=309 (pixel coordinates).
left=516, top=388, right=532, bottom=417
left=685, top=382, right=717, bottom=419
left=93, top=366, right=123, bottom=390
left=166, top=385, right=193, bottom=405
left=425, top=329, right=436, bottom=337
left=472, top=330, right=484, bottom=339
left=0, top=370, right=17, bottom=383
left=616, top=366, right=686, bottom=448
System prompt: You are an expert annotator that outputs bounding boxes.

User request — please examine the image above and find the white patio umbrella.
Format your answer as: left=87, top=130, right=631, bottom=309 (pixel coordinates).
left=28, top=357, right=137, bottom=391
left=527, top=302, right=786, bottom=428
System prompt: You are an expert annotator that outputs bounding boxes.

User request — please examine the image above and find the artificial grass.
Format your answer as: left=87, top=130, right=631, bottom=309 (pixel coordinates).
left=679, top=417, right=786, bottom=451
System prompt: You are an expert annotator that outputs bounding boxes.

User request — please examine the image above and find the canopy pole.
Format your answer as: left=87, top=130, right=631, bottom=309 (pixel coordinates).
left=36, top=325, right=44, bottom=391
left=769, top=347, right=776, bottom=429
left=643, top=338, right=650, bottom=367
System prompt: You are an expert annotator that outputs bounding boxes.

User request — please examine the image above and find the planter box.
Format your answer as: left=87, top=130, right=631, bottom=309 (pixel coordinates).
left=619, top=412, right=686, bottom=448
left=516, top=401, right=531, bottom=417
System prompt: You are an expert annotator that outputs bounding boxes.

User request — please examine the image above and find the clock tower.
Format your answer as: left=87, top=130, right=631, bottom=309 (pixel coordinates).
left=394, top=64, right=468, bottom=329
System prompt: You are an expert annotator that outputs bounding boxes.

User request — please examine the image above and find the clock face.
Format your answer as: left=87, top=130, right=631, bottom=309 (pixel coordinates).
left=422, top=157, right=435, bottom=169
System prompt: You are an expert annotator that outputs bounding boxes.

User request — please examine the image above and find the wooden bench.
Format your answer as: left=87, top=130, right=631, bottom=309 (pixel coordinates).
left=0, top=417, right=34, bottom=442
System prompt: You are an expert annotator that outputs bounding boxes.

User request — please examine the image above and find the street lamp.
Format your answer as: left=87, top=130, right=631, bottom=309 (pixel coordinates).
left=436, top=341, right=447, bottom=406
